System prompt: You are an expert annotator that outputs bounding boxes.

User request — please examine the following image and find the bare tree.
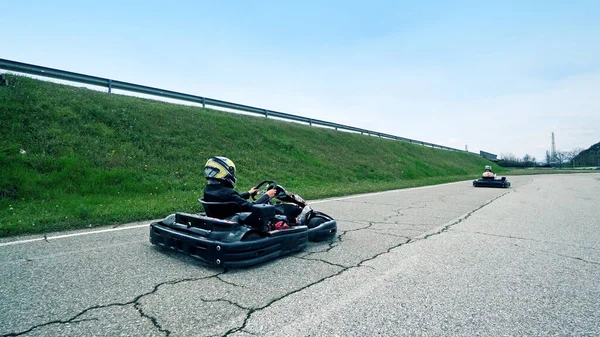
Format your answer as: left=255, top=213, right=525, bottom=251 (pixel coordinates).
left=499, top=153, right=522, bottom=167
left=522, top=154, right=536, bottom=167
left=565, top=148, right=584, bottom=167
left=500, top=152, right=519, bottom=162
left=554, top=151, right=569, bottom=168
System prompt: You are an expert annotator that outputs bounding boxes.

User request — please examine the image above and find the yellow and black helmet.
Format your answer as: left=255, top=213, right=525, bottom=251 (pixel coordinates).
left=485, top=165, right=492, bottom=171
left=205, top=156, right=237, bottom=187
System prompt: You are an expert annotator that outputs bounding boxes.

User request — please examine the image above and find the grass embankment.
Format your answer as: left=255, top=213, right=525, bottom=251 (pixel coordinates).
left=0, top=75, right=498, bottom=236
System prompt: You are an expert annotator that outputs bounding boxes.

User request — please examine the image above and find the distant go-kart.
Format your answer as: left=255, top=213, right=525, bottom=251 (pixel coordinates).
left=473, top=176, right=511, bottom=188
left=149, top=180, right=337, bottom=268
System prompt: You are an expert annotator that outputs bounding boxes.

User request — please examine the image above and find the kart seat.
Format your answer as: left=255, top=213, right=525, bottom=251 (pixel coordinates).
left=198, top=199, right=242, bottom=220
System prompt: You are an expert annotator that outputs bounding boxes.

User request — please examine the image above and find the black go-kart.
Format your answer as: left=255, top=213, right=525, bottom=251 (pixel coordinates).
left=149, top=180, right=337, bottom=268
left=473, top=176, right=511, bottom=188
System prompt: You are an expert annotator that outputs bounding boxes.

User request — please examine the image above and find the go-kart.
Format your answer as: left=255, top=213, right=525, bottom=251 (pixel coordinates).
left=473, top=176, right=511, bottom=188
left=149, top=180, right=337, bottom=268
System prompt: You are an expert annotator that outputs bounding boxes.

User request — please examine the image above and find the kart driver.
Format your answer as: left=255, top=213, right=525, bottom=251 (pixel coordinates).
left=482, top=165, right=496, bottom=178
left=203, top=156, right=277, bottom=211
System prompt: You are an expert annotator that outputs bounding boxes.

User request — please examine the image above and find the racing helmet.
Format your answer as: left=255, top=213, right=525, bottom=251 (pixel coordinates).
left=485, top=165, right=492, bottom=171
left=204, top=156, right=237, bottom=187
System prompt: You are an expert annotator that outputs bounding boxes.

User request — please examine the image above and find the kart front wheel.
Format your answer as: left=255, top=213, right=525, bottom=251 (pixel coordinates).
left=242, top=232, right=262, bottom=241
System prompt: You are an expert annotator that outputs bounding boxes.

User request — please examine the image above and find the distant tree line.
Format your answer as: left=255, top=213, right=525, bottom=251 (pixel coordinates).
left=543, top=148, right=586, bottom=168
left=497, top=153, right=538, bottom=168
left=497, top=147, right=591, bottom=168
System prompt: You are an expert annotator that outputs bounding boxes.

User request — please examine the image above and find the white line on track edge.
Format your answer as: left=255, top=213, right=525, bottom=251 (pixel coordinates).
left=1, top=180, right=469, bottom=247
left=0, top=224, right=150, bottom=247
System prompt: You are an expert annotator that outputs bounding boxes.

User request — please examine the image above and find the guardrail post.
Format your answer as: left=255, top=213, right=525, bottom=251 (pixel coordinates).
left=201, top=97, right=205, bottom=108
left=108, top=79, right=112, bottom=94
left=0, top=74, right=7, bottom=87
left=309, top=118, right=312, bottom=126
left=264, top=109, right=269, bottom=118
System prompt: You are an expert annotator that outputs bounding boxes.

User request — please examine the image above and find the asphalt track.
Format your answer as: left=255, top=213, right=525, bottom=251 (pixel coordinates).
left=1, top=173, right=599, bottom=336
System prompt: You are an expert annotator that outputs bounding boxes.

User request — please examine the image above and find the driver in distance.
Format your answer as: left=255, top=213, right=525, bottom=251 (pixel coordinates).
left=482, top=165, right=496, bottom=178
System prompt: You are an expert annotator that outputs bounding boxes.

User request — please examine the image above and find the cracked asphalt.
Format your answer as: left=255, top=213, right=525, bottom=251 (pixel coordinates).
left=1, top=173, right=599, bottom=336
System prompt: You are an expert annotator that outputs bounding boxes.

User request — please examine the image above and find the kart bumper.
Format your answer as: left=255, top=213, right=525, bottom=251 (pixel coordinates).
left=473, top=178, right=511, bottom=188
left=308, top=219, right=337, bottom=242
left=149, top=222, right=308, bottom=268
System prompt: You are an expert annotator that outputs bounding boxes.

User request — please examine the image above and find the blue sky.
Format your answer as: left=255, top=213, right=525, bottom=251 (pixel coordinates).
left=3, top=1, right=599, bottom=161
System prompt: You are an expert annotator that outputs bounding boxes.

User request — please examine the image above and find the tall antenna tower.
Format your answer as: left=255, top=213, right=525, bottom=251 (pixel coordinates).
left=551, top=132, right=556, bottom=158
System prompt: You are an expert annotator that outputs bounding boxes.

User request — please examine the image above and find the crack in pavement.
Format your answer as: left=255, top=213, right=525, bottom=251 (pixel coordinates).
left=350, top=192, right=510, bottom=271
left=217, top=274, right=248, bottom=288
left=334, top=219, right=368, bottom=224
left=240, top=329, right=260, bottom=336
left=223, top=192, right=510, bottom=336
left=336, top=222, right=373, bottom=240
left=332, top=218, right=376, bottom=225
left=337, top=199, right=414, bottom=207
left=292, top=256, right=347, bottom=269
left=384, top=204, right=432, bottom=217
left=466, top=231, right=600, bottom=251
left=418, top=192, right=510, bottom=241
left=302, top=222, right=374, bottom=258
left=370, top=221, right=440, bottom=227
left=513, top=243, right=600, bottom=266
left=366, top=230, right=412, bottom=239
left=377, top=204, right=461, bottom=223
left=188, top=297, right=252, bottom=311
left=437, top=193, right=471, bottom=202
left=222, top=264, right=350, bottom=337
left=133, top=301, right=172, bottom=337
left=6, top=192, right=512, bottom=337
left=4, top=272, right=227, bottom=337
left=382, top=209, right=404, bottom=222
left=70, top=318, right=99, bottom=324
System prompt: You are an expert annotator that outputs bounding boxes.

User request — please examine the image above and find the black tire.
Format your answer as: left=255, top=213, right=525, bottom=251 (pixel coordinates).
left=241, top=232, right=262, bottom=241
left=307, top=217, right=326, bottom=229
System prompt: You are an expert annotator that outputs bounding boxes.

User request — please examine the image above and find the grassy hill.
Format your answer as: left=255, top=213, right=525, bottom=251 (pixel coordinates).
left=0, top=74, right=499, bottom=236
left=573, top=142, right=600, bottom=166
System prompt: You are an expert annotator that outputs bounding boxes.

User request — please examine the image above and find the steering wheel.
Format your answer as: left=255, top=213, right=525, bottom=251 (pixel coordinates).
left=251, top=180, right=279, bottom=201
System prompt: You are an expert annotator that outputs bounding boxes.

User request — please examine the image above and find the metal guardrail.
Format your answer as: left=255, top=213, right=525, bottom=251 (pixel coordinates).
left=0, top=58, right=469, bottom=152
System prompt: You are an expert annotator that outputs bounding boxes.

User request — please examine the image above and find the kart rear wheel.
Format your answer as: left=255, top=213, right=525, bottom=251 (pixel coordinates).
left=307, top=217, right=326, bottom=229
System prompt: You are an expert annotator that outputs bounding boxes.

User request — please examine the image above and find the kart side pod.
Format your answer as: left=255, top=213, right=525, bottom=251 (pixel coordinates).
left=246, top=204, right=277, bottom=231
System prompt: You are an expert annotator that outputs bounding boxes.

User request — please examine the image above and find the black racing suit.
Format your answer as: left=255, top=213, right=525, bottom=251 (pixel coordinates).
left=203, top=183, right=270, bottom=212
left=203, top=181, right=301, bottom=223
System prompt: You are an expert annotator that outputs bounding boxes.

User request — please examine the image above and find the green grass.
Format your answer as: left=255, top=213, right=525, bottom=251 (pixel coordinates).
left=0, top=74, right=499, bottom=237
